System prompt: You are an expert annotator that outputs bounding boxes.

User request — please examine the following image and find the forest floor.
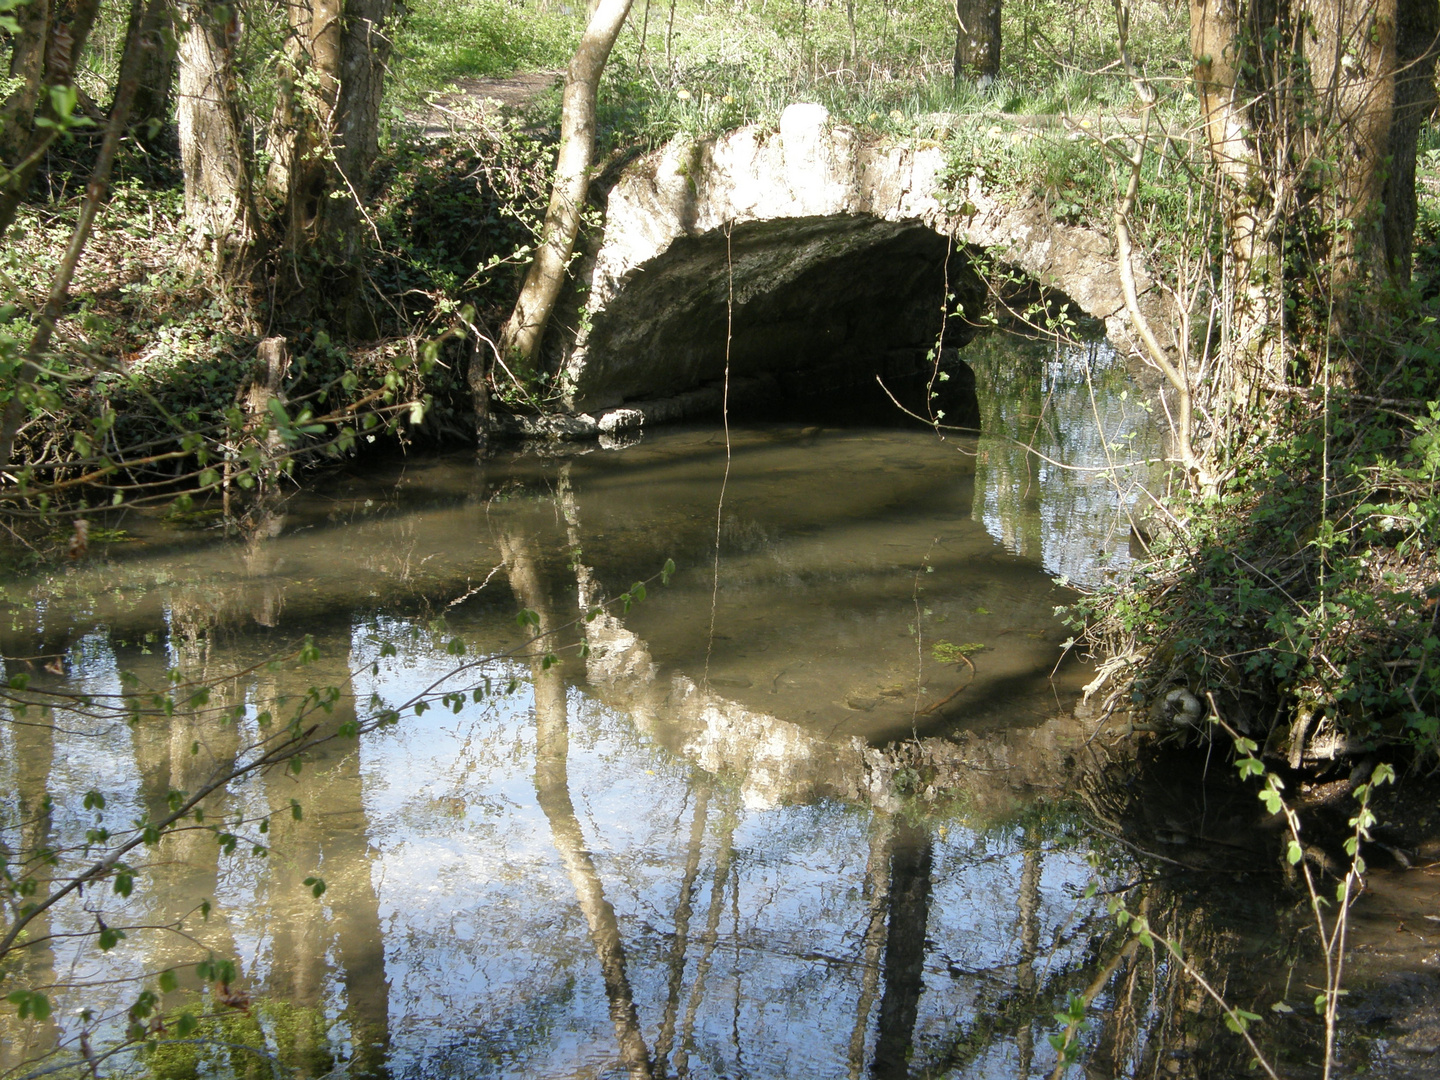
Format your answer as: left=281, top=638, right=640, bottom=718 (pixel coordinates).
left=412, top=70, right=562, bottom=134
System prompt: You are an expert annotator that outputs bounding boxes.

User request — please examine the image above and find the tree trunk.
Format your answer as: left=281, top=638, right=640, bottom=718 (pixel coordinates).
left=176, top=0, right=263, bottom=304
left=495, top=0, right=634, bottom=386
left=0, top=0, right=169, bottom=475
left=113, top=0, right=177, bottom=143
left=1190, top=0, right=1440, bottom=387
left=268, top=0, right=393, bottom=324
left=1190, top=0, right=1286, bottom=386
left=0, top=0, right=103, bottom=242
left=0, top=0, right=51, bottom=160
left=1384, top=0, right=1440, bottom=282
left=952, top=0, right=1001, bottom=84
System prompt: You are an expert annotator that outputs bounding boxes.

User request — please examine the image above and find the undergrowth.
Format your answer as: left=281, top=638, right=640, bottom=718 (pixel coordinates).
left=1071, top=311, right=1440, bottom=761
left=0, top=112, right=555, bottom=526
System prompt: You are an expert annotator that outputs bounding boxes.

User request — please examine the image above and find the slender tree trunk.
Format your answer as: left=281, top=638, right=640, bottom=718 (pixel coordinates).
left=495, top=0, right=634, bottom=386
left=0, top=0, right=103, bottom=242
left=0, top=0, right=51, bottom=160
left=0, top=0, right=169, bottom=474
left=176, top=0, right=264, bottom=303
left=952, top=0, right=1000, bottom=85
left=113, top=0, right=178, bottom=143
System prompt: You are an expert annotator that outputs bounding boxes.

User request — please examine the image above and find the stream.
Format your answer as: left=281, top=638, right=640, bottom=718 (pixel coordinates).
left=0, top=336, right=1430, bottom=1079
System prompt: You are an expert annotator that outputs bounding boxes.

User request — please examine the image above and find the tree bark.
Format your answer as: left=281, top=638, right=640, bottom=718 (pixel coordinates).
left=267, top=0, right=392, bottom=325
left=0, top=0, right=51, bottom=160
left=1190, top=0, right=1440, bottom=387
left=1190, top=0, right=1286, bottom=386
left=495, top=0, right=634, bottom=383
left=176, top=0, right=263, bottom=304
left=113, top=0, right=178, bottom=143
left=1384, top=0, right=1440, bottom=282
left=0, top=0, right=103, bottom=242
left=952, top=0, right=1001, bottom=84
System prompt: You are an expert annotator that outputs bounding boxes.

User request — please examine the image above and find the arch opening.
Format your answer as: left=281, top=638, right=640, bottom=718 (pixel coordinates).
left=567, top=216, right=991, bottom=427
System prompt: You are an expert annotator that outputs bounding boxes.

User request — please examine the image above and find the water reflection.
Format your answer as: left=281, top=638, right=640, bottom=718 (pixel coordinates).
left=969, top=337, right=1167, bottom=588
left=0, top=337, right=1339, bottom=1079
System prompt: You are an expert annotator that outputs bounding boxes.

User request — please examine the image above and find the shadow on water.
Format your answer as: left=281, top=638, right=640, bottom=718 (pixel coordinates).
left=1, top=336, right=1429, bottom=1079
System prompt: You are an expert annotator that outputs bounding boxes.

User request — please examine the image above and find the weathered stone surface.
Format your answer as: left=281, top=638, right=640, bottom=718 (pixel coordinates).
left=563, top=103, right=1171, bottom=414
left=485, top=412, right=600, bottom=440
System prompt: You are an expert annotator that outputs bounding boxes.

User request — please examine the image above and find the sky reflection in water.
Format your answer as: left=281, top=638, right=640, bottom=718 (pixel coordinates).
left=0, top=336, right=1171, bottom=1079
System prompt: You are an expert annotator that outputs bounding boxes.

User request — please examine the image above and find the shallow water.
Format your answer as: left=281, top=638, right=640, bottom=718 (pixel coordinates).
left=1, top=338, right=1359, bottom=1080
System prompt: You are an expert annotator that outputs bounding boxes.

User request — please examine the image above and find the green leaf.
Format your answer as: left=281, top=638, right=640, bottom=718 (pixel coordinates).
left=8, top=990, right=51, bottom=1021
left=303, top=875, right=326, bottom=898
left=1286, top=840, right=1303, bottom=865
left=1224, top=1008, right=1260, bottom=1034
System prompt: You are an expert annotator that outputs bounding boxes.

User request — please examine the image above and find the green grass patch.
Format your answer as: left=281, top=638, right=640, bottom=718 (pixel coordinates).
left=390, top=0, right=581, bottom=105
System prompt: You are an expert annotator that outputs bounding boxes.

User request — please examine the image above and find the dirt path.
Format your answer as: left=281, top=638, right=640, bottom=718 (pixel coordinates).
left=414, top=71, right=561, bottom=134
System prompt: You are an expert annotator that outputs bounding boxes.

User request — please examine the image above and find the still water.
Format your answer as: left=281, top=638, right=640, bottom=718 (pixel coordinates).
left=0, top=339, right=1355, bottom=1079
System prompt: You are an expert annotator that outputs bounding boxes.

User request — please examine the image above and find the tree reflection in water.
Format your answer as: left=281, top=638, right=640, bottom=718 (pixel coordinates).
left=0, top=347, right=1354, bottom=1078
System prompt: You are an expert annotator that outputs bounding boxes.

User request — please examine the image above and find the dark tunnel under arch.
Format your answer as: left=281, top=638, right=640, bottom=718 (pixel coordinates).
left=567, top=215, right=1001, bottom=426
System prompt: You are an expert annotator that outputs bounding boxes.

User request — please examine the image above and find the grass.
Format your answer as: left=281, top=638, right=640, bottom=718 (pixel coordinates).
left=388, top=0, right=581, bottom=106
left=384, top=0, right=1189, bottom=148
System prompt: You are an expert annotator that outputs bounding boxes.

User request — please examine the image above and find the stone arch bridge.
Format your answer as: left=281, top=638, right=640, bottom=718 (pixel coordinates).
left=506, top=104, right=1169, bottom=436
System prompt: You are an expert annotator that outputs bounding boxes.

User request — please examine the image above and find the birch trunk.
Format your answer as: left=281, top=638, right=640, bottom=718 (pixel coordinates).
left=495, top=0, right=634, bottom=380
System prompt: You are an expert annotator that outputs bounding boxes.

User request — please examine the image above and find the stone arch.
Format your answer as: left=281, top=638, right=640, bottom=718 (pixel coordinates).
left=550, top=104, right=1167, bottom=429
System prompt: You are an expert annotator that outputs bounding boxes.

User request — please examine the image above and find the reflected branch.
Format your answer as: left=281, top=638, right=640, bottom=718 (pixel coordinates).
left=503, top=529, right=655, bottom=1080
